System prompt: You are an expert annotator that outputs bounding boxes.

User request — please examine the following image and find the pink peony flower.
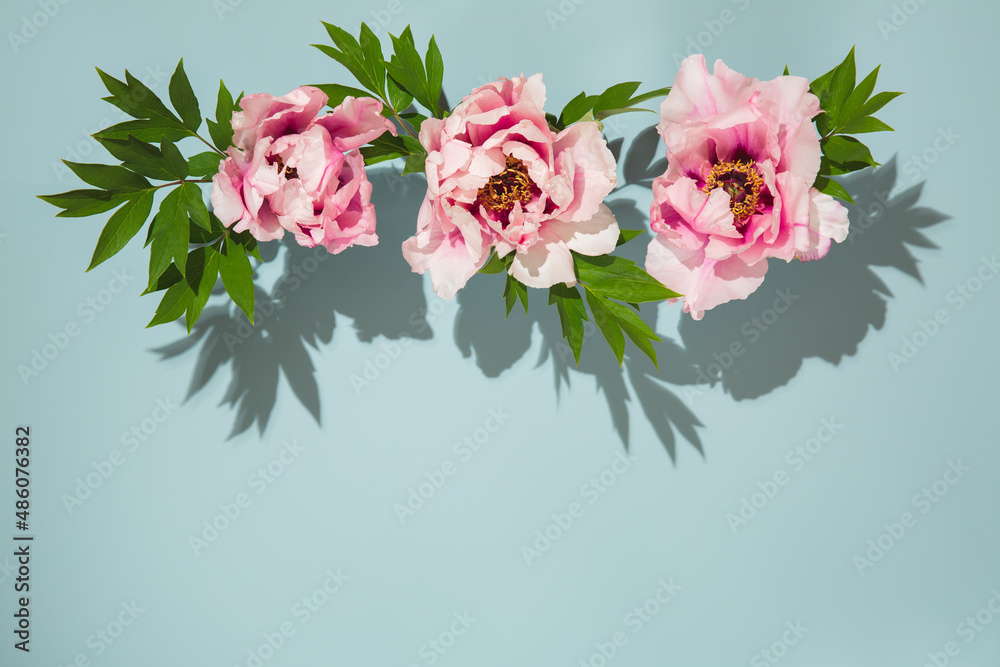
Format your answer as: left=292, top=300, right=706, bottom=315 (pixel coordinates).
left=211, top=86, right=396, bottom=253
left=645, top=55, right=850, bottom=319
left=401, top=74, right=620, bottom=298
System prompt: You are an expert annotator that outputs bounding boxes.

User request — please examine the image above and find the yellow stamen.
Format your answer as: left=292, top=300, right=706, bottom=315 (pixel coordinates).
left=478, top=155, right=534, bottom=213
left=702, top=160, right=764, bottom=222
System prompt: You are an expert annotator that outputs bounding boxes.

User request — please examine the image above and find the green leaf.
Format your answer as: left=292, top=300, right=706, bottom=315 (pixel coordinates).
left=386, top=26, right=435, bottom=113
left=142, top=262, right=182, bottom=295
left=97, top=68, right=180, bottom=123
left=63, top=162, right=151, bottom=192
left=560, top=92, right=598, bottom=126
left=826, top=46, right=857, bottom=126
left=478, top=251, right=512, bottom=274
left=311, top=83, right=373, bottom=109
left=37, top=189, right=129, bottom=218
left=207, top=79, right=237, bottom=151
left=160, top=138, right=189, bottom=179
left=188, top=211, right=225, bottom=244
left=147, top=232, right=173, bottom=292
left=838, top=65, right=879, bottom=132
left=94, top=119, right=188, bottom=144
left=358, top=23, right=387, bottom=97
left=317, top=22, right=379, bottom=94
left=602, top=299, right=660, bottom=368
left=616, top=228, right=645, bottom=247
left=155, top=187, right=191, bottom=274
left=839, top=116, right=894, bottom=135
left=595, top=82, right=641, bottom=113
left=168, top=59, right=201, bottom=131
left=813, top=176, right=854, bottom=204
left=575, top=254, right=680, bottom=302
left=425, top=34, right=444, bottom=117
left=183, top=245, right=220, bottom=332
left=584, top=289, right=625, bottom=365
left=548, top=283, right=587, bottom=364
left=823, top=135, right=877, bottom=167
left=387, top=76, right=414, bottom=115
left=187, top=151, right=224, bottom=178
left=503, top=274, right=528, bottom=316
left=96, top=135, right=175, bottom=181
left=861, top=91, right=903, bottom=116
left=87, top=190, right=155, bottom=270
left=402, top=153, right=425, bottom=176
left=783, top=65, right=790, bottom=76
left=146, top=281, right=193, bottom=328
left=219, top=235, right=255, bottom=323
left=180, top=182, right=210, bottom=230
left=623, top=86, right=670, bottom=107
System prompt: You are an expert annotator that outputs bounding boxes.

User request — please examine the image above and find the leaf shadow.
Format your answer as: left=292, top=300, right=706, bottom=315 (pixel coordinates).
left=677, top=156, right=948, bottom=399
left=151, top=165, right=432, bottom=438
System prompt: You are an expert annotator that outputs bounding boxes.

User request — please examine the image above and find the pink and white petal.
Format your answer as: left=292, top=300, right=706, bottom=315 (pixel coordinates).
left=546, top=203, right=620, bottom=257
left=315, top=96, right=397, bottom=152
left=794, top=188, right=849, bottom=260
left=645, top=235, right=768, bottom=320
left=509, top=230, right=576, bottom=289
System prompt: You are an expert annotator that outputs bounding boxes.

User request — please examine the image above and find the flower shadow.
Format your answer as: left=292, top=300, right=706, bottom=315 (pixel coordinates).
left=677, top=156, right=948, bottom=399
left=151, top=165, right=432, bottom=438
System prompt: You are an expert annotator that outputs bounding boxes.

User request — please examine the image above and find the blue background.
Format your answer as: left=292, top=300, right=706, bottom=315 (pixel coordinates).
left=2, top=0, right=998, bottom=665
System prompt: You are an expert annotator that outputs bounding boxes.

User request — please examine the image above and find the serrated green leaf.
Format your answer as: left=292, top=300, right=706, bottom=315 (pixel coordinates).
left=86, top=190, right=155, bottom=270
left=63, top=162, right=151, bottom=192
left=595, top=82, right=641, bottom=113
left=813, top=176, right=854, bottom=204
left=584, top=289, right=625, bottom=365
left=160, top=138, right=189, bottom=179
left=219, top=234, right=255, bottom=323
left=168, top=59, right=201, bottom=131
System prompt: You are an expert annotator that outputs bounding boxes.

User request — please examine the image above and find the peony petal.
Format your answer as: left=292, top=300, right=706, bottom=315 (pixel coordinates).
left=645, top=235, right=768, bottom=319
left=510, top=228, right=576, bottom=288
left=546, top=203, right=620, bottom=257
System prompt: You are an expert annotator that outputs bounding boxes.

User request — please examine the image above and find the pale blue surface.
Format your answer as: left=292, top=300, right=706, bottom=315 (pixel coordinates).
left=2, top=0, right=998, bottom=665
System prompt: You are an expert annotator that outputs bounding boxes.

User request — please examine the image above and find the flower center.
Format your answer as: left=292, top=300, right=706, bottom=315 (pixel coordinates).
left=478, top=155, right=534, bottom=214
left=702, top=160, right=763, bottom=223
left=273, top=155, right=298, bottom=180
